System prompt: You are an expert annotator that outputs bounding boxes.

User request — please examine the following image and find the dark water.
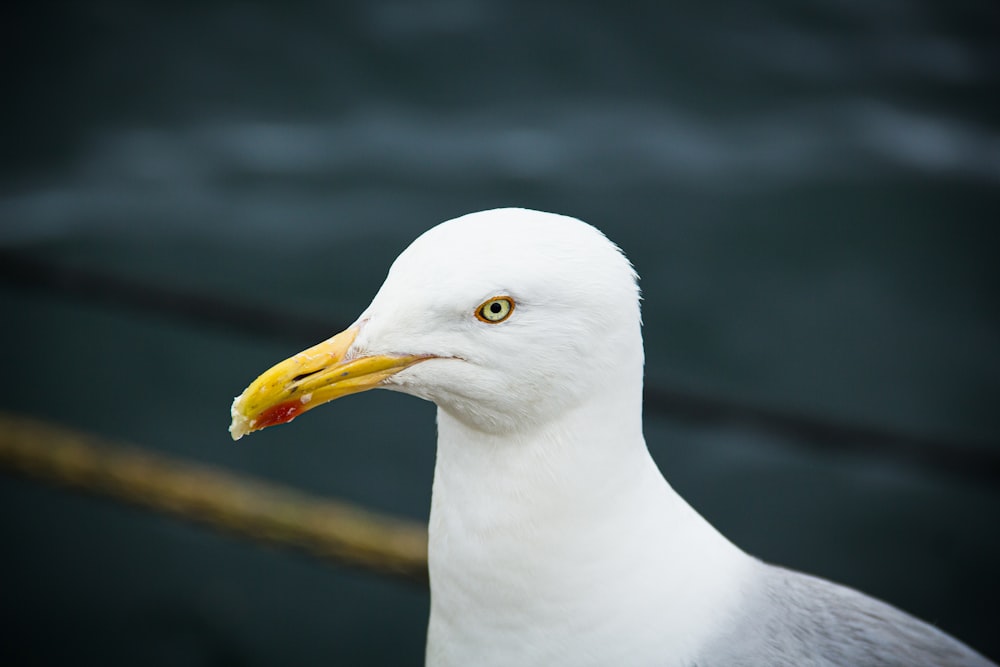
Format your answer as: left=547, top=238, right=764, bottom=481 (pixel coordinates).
left=2, top=1, right=999, bottom=664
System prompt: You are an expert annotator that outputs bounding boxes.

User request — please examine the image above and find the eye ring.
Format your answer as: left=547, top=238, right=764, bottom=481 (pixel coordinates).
left=475, top=296, right=515, bottom=324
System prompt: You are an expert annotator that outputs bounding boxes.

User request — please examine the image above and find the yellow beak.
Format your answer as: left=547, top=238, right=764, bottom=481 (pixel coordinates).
left=229, top=326, right=431, bottom=440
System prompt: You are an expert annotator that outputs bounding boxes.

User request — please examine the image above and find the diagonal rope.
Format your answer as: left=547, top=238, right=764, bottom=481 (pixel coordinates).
left=0, top=411, right=429, bottom=584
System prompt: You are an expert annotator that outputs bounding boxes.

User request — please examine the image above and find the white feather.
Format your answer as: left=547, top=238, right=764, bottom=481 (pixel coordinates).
left=341, top=208, right=994, bottom=667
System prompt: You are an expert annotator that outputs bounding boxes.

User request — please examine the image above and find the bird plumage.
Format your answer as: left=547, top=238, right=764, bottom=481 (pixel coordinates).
left=232, top=207, right=996, bottom=666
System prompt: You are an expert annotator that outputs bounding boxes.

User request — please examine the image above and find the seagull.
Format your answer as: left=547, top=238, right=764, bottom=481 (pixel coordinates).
left=230, top=208, right=995, bottom=667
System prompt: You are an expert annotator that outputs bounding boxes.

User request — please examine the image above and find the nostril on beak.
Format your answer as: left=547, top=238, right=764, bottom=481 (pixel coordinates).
left=292, top=369, right=322, bottom=383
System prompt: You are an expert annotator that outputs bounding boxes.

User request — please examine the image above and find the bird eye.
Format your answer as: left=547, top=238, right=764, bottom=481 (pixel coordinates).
left=475, top=296, right=515, bottom=323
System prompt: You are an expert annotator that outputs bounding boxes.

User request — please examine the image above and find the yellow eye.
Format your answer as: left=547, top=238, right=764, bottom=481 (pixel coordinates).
left=476, top=296, right=515, bottom=323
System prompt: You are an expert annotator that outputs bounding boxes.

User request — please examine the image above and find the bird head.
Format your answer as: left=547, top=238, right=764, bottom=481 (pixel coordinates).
left=229, top=208, right=641, bottom=439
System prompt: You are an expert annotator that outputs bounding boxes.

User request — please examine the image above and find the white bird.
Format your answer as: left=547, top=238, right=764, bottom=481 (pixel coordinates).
left=230, top=208, right=995, bottom=667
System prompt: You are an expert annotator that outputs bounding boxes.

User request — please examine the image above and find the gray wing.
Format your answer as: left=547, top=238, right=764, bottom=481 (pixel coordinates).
left=696, top=562, right=996, bottom=667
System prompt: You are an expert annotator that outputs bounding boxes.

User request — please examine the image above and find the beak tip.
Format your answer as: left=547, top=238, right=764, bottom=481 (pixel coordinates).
left=228, top=418, right=255, bottom=441
left=229, top=394, right=253, bottom=441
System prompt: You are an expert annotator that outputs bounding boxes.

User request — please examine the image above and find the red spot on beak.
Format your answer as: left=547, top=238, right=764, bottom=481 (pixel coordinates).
left=256, top=401, right=304, bottom=430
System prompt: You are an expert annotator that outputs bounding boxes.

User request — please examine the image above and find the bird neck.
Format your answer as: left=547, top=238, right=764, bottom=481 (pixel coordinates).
left=426, top=377, right=752, bottom=665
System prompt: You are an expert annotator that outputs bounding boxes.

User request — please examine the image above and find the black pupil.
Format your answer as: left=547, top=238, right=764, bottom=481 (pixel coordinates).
left=490, top=302, right=503, bottom=314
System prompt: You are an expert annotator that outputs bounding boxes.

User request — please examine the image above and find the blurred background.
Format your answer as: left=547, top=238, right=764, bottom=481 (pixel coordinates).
left=2, top=0, right=998, bottom=664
